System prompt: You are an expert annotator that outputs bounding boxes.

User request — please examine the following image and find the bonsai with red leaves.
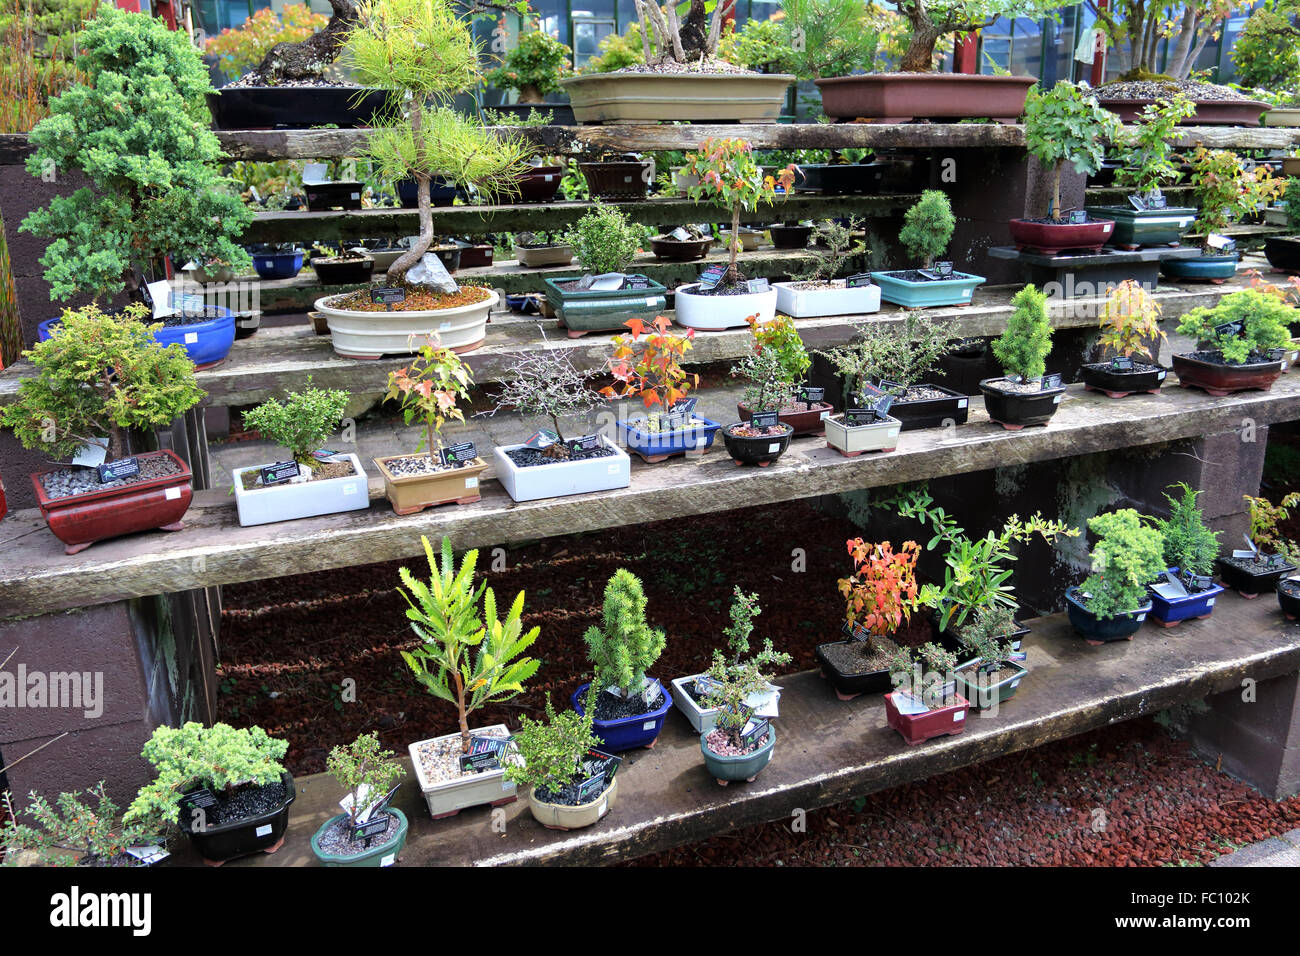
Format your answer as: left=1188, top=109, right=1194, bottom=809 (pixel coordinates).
left=601, top=315, right=700, bottom=432
left=837, top=538, right=928, bottom=655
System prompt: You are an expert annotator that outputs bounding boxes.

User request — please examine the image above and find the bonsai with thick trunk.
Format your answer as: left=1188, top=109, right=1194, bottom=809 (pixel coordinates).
left=1089, top=0, right=1251, bottom=81
left=248, top=0, right=358, bottom=84
left=893, top=0, right=1059, bottom=73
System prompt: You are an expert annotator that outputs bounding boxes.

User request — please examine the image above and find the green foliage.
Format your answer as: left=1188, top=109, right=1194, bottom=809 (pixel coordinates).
left=484, top=23, right=572, bottom=97
left=719, top=15, right=791, bottom=72
left=1175, top=290, right=1296, bottom=364
left=892, top=0, right=1061, bottom=72
left=702, top=588, right=792, bottom=736
left=399, top=536, right=540, bottom=752
left=583, top=569, right=665, bottom=696
left=325, top=732, right=406, bottom=828
left=1152, top=483, right=1220, bottom=577
left=817, top=310, right=957, bottom=399
left=779, top=0, right=882, bottom=79
left=733, top=341, right=801, bottom=412
left=1, top=303, right=203, bottom=461
left=956, top=605, right=1019, bottom=668
left=385, top=340, right=472, bottom=457
left=348, top=0, right=477, bottom=99
left=1097, top=279, right=1165, bottom=362
left=504, top=693, right=601, bottom=794
left=1188, top=147, right=1284, bottom=242
left=1232, top=0, right=1300, bottom=91
left=1023, top=81, right=1121, bottom=219
left=2, top=783, right=159, bottom=867
left=992, top=284, right=1052, bottom=380
left=1080, top=509, right=1165, bottom=619
left=204, top=4, right=328, bottom=82
left=1286, top=177, right=1300, bottom=234
left=888, top=642, right=958, bottom=706
left=19, top=5, right=252, bottom=302
left=562, top=201, right=647, bottom=275
left=1112, top=96, right=1196, bottom=197
left=794, top=217, right=866, bottom=282
left=125, top=722, right=288, bottom=828
left=1244, top=492, right=1300, bottom=554
left=581, top=22, right=646, bottom=74
left=241, top=382, right=350, bottom=466
left=898, top=190, right=955, bottom=268
left=748, top=314, right=810, bottom=384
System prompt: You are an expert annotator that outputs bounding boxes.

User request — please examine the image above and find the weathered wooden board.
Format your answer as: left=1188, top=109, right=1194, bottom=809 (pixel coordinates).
left=174, top=595, right=1300, bottom=867
left=4, top=375, right=1300, bottom=620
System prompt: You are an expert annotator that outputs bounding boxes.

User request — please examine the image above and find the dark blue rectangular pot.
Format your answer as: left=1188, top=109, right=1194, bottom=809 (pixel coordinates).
left=572, top=680, right=673, bottom=752
left=1147, top=566, right=1223, bottom=625
left=252, top=250, right=304, bottom=279
left=1065, top=586, right=1152, bottom=643
left=617, top=417, right=722, bottom=462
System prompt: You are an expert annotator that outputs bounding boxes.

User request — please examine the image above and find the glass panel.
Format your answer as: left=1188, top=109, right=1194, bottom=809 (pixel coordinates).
left=573, top=17, right=617, bottom=67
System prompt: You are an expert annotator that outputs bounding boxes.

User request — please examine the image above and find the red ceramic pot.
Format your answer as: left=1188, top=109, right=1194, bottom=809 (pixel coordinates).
left=815, top=73, right=1035, bottom=123
left=516, top=165, right=565, bottom=203
left=884, top=692, right=969, bottom=745
left=31, top=449, right=193, bottom=555
left=1008, top=217, right=1115, bottom=254
left=737, top=401, right=834, bottom=436
left=1172, top=353, right=1283, bottom=397
left=1096, top=97, right=1270, bottom=126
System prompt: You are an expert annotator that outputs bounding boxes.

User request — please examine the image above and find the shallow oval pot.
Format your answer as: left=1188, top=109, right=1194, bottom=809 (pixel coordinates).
left=1008, top=217, right=1115, bottom=254
left=577, top=160, right=653, bottom=200
left=617, top=416, right=722, bottom=463
left=1147, top=567, right=1224, bottom=626
left=1065, top=586, right=1152, bottom=643
left=492, top=436, right=631, bottom=502
left=721, top=421, right=793, bottom=466
left=814, top=73, right=1035, bottom=123
left=310, top=808, right=409, bottom=867
left=650, top=236, right=712, bottom=261
left=515, top=244, right=574, bottom=268
left=315, top=289, right=496, bottom=358
left=1161, top=253, right=1238, bottom=282
left=884, top=693, right=969, bottom=745
left=528, top=776, right=618, bottom=831
left=572, top=680, right=674, bottom=752
left=373, top=455, right=488, bottom=515
left=773, top=279, right=881, bottom=318
left=1172, top=353, right=1283, bottom=396
left=231, top=454, right=369, bottom=527
left=562, top=72, right=793, bottom=124
left=181, top=771, right=296, bottom=864
left=673, top=282, right=777, bottom=330
left=870, top=270, right=985, bottom=308
left=701, top=723, right=776, bottom=784
left=544, top=276, right=668, bottom=337
left=1080, top=362, right=1168, bottom=397
left=1217, top=556, right=1296, bottom=597
left=979, top=377, right=1065, bottom=429
left=408, top=724, right=518, bottom=819
left=823, top=411, right=901, bottom=457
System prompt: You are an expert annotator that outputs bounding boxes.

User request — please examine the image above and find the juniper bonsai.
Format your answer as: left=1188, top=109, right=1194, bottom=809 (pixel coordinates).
left=993, top=284, right=1052, bottom=381
left=1175, top=290, right=1295, bottom=364
left=899, top=190, right=956, bottom=269
left=1080, top=509, right=1166, bottom=619
left=583, top=569, right=666, bottom=698
left=1152, top=482, right=1221, bottom=577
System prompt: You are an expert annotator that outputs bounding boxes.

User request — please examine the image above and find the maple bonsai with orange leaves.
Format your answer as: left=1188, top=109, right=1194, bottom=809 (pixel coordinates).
left=601, top=315, right=701, bottom=432
left=838, top=539, right=928, bottom=654
left=385, top=337, right=473, bottom=464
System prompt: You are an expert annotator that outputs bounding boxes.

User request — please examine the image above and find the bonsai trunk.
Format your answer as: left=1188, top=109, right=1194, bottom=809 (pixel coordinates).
left=680, top=0, right=709, bottom=57
left=724, top=205, right=742, bottom=283
left=454, top=671, right=471, bottom=754
left=518, top=83, right=543, bottom=102
left=1051, top=161, right=1063, bottom=222
left=898, top=12, right=940, bottom=73
left=387, top=108, right=435, bottom=283
left=250, top=0, right=358, bottom=84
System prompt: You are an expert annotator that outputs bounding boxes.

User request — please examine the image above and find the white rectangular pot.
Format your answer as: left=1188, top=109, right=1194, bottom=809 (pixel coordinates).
left=673, top=283, right=777, bottom=330
left=824, top=413, right=902, bottom=456
left=231, top=454, right=369, bottom=526
left=671, top=674, right=781, bottom=734
left=773, top=280, right=881, bottom=318
left=493, top=436, right=631, bottom=502
left=408, top=725, right=518, bottom=819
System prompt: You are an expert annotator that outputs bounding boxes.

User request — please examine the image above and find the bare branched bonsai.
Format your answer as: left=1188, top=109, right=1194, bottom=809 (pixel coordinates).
left=483, top=330, right=603, bottom=458
left=632, top=0, right=729, bottom=68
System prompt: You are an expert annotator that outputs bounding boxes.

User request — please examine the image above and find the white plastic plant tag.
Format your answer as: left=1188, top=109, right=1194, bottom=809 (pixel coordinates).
left=1052, top=394, right=1063, bottom=404
left=590, top=272, right=625, bottom=291
left=1206, top=597, right=1215, bottom=606
left=381, top=853, right=396, bottom=867
left=957, top=399, right=968, bottom=408
left=503, top=778, right=512, bottom=790
left=953, top=710, right=965, bottom=722
left=641, top=679, right=661, bottom=706
left=341, top=783, right=375, bottom=823
left=71, top=440, right=110, bottom=468
left=184, top=331, right=199, bottom=344
left=465, top=476, right=479, bottom=488
left=642, top=720, right=656, bottom=730
left=439, top=322, right=452, bottom=332
left=622, top=175, right=632, bottom=184
left=165, top=486, right=182, bottom=500
left=125, top=844, right=169, bottom=864
left=893, top=692, right=929, bottom=715
left=350, top=192, right=360, bottom=200
left=342, top=482, right=357, bottom=495
left=255, top=824, right=273, bottom=837
left=1136, top=612, right=1146, bottom=621
left=543, top=174, right=553, bottom=182
left=767, top=442, right=780, bottom=453
left=147, top=279, right=175, bottom=318
left=301, top=162, right=328, bottom=185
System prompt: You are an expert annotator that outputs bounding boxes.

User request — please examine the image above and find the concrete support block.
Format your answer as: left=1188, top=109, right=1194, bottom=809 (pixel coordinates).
left=1186, top=670, right=1300, bottom=799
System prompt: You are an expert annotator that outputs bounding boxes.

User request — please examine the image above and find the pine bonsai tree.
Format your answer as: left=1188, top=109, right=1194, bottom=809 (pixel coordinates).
left=1153, top=482, right=1221, bottom=577
left=899, top=190, right=956, bottom=269
left=993, top=284, right=1052, bottom=381
left=20, top=6, right=252, bottom=304
left=583, top=569, right=666, bottom=698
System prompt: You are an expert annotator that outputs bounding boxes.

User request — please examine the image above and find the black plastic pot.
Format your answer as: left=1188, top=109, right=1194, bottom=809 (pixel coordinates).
left=1265, top=236, right=1300, bottom=274
left=1065, top=587, right=1152, bottom=644
left=1278, top=578, right=1300, bottom=619
left=979, top=377, right=1065, bottom=429
left=721, top=422, right=793, bottom=466
left=890, top=385, right=971, bottom=431
left=936, top=613, right=1031, bottom=653
left=311, top=255, right=374, bottom=284
left=793, top=162, right=887, bottom=195
left=205, top=87, right=388, bottom=130
left=180, top=771, right=296, bottom=863
left=398, top=177, right=458, bottom=209
left=1080, top=362, right=1169, bottom=398
left=815, top=641, right=893, bottom=699
left=769, top=224, right=813, bottom=249
left=305, top=182, right=364, bottom=211
left=1217, top=555, right=1296, bottom=597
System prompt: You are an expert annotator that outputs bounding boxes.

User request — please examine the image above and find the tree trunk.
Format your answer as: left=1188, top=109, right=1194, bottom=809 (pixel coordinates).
left=899, top=16, right=940, bottom=72
left=1052, top=161, right=1062, bottom=221
left=518, top=83, right=542, bottom=103
left=726, top=205, right=742, bottom=282
left=1165, top=8, right=1197, bottom=79
left=455, top=672, right=471, bottom=753
left=250, top=0, right=358, bottom=85
left=387, top=107, right=434, bottom=283
left=679, top=0, right=709, bottom=57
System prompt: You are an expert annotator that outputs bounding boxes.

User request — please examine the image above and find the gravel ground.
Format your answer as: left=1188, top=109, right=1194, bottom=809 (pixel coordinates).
left=1095, top=79, right=1250, bottom=102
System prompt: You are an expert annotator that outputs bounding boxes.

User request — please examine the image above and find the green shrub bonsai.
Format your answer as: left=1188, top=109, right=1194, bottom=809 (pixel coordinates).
left=733, top=341, right=800, bottom=414
left=325, top=732, right=406, bottom=829
left=2, top=783, right=160, bottom=867
left=1111, top=96, right=1196, bottom=200
left=817, top=310, right=956, bottom=404
left=125, top=722, right=289, bottom=829
left=504, top=692, right=603, bottom=799
left=20, top=5, right=252, bottom=304
left=584, top=569, right=666, bottom=699
left=1151, top=482, right=1220, bottom=578
left=399, top=535, right=541, bottom=754
left=1079, top=509, right=1165, bottom=619
left=1175, top=290, right=1295, bottom=365
left=1, top=304, right=203, bottom=462
left=1187, top=148, right=1284, bottom=252
left=887, top=642, right=958, bottom=707
left=992, top=284, right=1052, bottom=381
left=562, top=202, right=647, bottom=276
left=956, top=605, right=1019, bottom=667
left=241, top=382, right=350, bottom=469
left=700, top=588, right=791, bottom=712
left=899, top=190, right=956, bottom=269
left=484, top=23, right=572, bottom=102
left=1022, top=82, right=1121, bottom=221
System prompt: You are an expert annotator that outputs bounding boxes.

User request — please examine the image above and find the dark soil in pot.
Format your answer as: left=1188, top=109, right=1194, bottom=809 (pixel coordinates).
left=39, top=455, right=184, bottom=500
left=184, top=777, right=289, bottom=830
left=314, top=810, right=403, bottom=856
left=722, top=422, right=793, bottom=465
left=590, top=686, right=665, bottom=720
left=239, top=458, right=357, bottom=491
left=818, top=638, right=895, bottom=675
left=1080, top=361, right=1167, bottom=397
left=505, top=444, right=617, bottom=468
left=535, top=774, right=614, bottom=807
left=1217, top=554, right=1296, bottom=596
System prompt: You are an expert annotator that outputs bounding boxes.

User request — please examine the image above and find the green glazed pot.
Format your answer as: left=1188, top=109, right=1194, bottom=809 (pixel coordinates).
left=953, top=659, right=1029, bottom=709
left=1160, top=254, right=1238, bottom=281
left=701, top=724, right=776, bottom=784
left=1083, top=206, right=1197, bottom=247
left=310, top=809, right=408, bottom=867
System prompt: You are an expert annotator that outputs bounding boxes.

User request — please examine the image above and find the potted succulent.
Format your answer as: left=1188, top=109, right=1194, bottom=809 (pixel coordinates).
left=883, top=643, right=968, bottom=745
left=1146, top=483, right=1225, bottom=626
left=1, top=305, right=202, bottom=555
left=572, top=570, right=672, bottom=752
left=484, top=22, right=573, bottom=116
left=1066, top=509, right=1165, bottom=644
left=816, top=538, right=926, bottom=701
left=232, top=383, right=368, bottom=526
left=1086, top=96, right=1199, bottom=248
left=722, top=342, right=798, bottom=466
left=698, top=662, right=782, bottom=787
left=674, top=587, right=790, bottom=734
left=124, top=723, right=294, bottom=866
left=1080, top=280, right=1170, bottom=398
left=674, top=139, right=795, bottom=330
left=951, top=606, right=1029, bottom=710
left=1, top=783, right=165, bottom=868
left=374, top=339, right=486, bottom=515
left=309, top=733, right=408, bottom=868
left=773, top=218, right=880, bottom=318
left=735, top=316, right=835, bottom=435
left=401, top=536, right=541, bottom=818
left=1265, top=177, right=1300, bottom=273
left=506, top=694, right=618, bottom=831
left=979, top=284, right=1065, bottom=429
left=313, top=0, right=531, bottom=359
left=544, top=203, right=665, bottom=338
left=602, top=316, right=722, bottom=463
left=1222, top=493, right=1300, bottom=598
left=488, top=341, right=632, bottom=502
left=514, top=231, right=575, bottom=268
left=872, top=191, right=986, bottom=308
left=1009, top=82, right=1121, bottom=254
left=1172, top=290, right=1294, bottom=395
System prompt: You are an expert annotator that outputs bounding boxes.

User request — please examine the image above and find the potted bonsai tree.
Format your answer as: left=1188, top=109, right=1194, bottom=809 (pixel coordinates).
left=313, top=0, right=532, bottom=359
left=401, top=536, right=541, bottom=818
left=514, top=230, right=574, bottom=269
left=2, top=783, right=164, bottom=868
left=772, top=218, right=880, bottom=318
left=883, top=642, right=968, bottom=745
left=1264, top=176, right=1300, bottom=273
left=21, top=6, right=252, bottom=369
left=544, top=203, right=665, bottom=338
left=674, top=139, right=795, bottom=330
left=484, top=22, right=573, bottom=116
left=487, top=339, right=632, bottom=502
left=734, top=316, right=836, bottom=435
left=1172, top=289, right=1295, bottom=395
left=1066, top=509, right=1165, bottom=644
left=374, top=339, right=486, bottom=515
left=506, top=692, right=618, bottom=831
left=1009, top=81, right=1122, bottom=254
left=674, top=587, right=790, bottom=734
left=232, top=382, right=366, bottom=526
left=699, top=662, right=781, bottom=786
left=1086, top=96, right=1199, bottom=248
left=1145, top=482, right=1224, bottom=626
left=951, top=606, right=1029, bottom=710
left=723, top=342, right=800, bottom=466
left=979, top=284, right=1065, bottom=429
left=871, top=191, right=986, bottom=308
left=124, top=722, right=294, bottom=866
left=816, top=538, right=927, bottom=700
left=572, top=569, right=672, bottom=752
left=1223, top=493, right=1300, bottom=598
left=651, top=223, right=714, bottom=262
left=1080, top=279, right=1170, bottom=398
left=1, top=305, right=203, bottom=554
left=310, top=732, right=408, bottom=868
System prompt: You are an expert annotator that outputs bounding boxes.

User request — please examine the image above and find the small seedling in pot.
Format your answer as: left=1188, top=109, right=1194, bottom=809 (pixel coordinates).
left=992, top=284, right=1053, bottom=384
left=324, top=732, right=406, bottom=846
left=1175, top=290, right=1295, bottom=365
left=731, top=343, right=800, bottom=431
left=887, top=642, right=958, bottom=709
left=505, top=691, right=614, bottom=819
left=816, top=310, right=957, bottom=404
left=1022, top=81, right=1120, bottom=222
left=1151, top=483, right=1221, bottom=586
left=792, top=217, right=867, bottom=284
left=698, top=587, right=792, bottom=711
left=1111, top=95, right=1196, bottom=203
left=1187, top=148, right=1283, bottom=254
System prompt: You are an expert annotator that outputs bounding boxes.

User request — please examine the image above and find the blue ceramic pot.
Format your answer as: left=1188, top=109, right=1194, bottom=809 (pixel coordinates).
left=617, top=417, right=722, bottom=462
left=1160, top=254, right=1238, bottom=281
left=40, top=308, right=235, bottom=369
left=1147, top=567, right=1224, bottom=626
left=252, top=250, right=304, bottom=279
left=701, top=723, right=776, bottom=783
left=1065, top=586, right=1152, bottom=643
left=572, top=680, right=673, bottom=752
left=871, top=270, right=985, bottom=308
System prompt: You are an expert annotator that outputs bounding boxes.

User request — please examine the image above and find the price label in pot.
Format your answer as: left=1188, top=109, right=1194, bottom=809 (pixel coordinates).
left=750, top=410, right=780, bottom=429
left=458, top=735, right=511, bottom=773
left=799, top=386, right=825, bottom=404
left=97, top=456, right=140, bottom=483
left=439, top=441, right=478, bottom=466
left=576, top=771, right=608, bottom=803
left=1214, top=319, right=1245, bottom=338
left=664, top=397, right=697, bottom=430
left=350, top=814, right=392, bottom=843
left=877, top=379, right=906, bottom=396
left=1040, top=373, right=1063, bottom=390
left=845, top=273, right=874, bottom=288
left=260, top=461, right=300, bottom=486
left=935, top=261, right=954, bottom=279
left=1128, top=194, right=1148, bottom=211
left=697, top=264, right=728, bottom=289
left=180, top=786, right=218, bottom=812
left=567, top=434, right=601, bottom=454
left=370, top=286, right=406, bottom=305
left=1069, top=209, right=1088, bottom=224
left=582, top=748, right=622, bottom=781
left=1110, top=356, right=1134, bottom=371
left=623, top=275, right=650, bottom=290
left=740, top=718, right=770, bottom=750
left=670, top=226, right=692, bottom=241
left=848, top=622, right=871, bottom=642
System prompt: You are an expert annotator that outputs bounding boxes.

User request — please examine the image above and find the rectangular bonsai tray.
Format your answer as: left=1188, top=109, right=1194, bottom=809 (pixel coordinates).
left=987, top=246, right=1200, bottom=294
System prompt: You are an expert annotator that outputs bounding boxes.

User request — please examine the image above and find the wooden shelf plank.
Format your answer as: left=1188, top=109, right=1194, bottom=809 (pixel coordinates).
left=4, top=374, right=1300, bottom=620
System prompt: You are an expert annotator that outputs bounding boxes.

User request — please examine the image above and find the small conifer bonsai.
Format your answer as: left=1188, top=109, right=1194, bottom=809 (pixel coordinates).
left=1078, top=509, right=1166, bottom=619
left=1175, top=290, right=1295, bottom=365
left=1152, top=483, right=1221, bottom=580
left=241, top=382, right=351, bottom=470
left=699, top=588, right=791, bottom=715
left=583, top=569, right=666, bottom=700
left=899, top=190, right=956, bottom=270
left=992, top=284, right=1053, bottom=382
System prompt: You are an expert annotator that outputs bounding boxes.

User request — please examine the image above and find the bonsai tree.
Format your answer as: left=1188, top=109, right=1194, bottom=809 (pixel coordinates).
left=241, top=382, right=351, bottom=469
left=792, top=218, right=867, bottom=283
left=700, top=588, right=792, bottom=709
left=2, top=783, right=160, bottom=867
left=562, top=202, right=648, bottom=276
left=325, top=732, right=406, bottom=830
left=242, top=0, right=358, bottom=85
left=747, top=315, right=811, bottom=386
left=747, top=0, right=881, bottom=79
left=1, top=304, right=204, bottom=462
left=1187, top=148, right=1284, bottom=251
left=385, top=339, right=473, bottom=460
left=346, top=0, right=531, bottom=284
left=892, top=0, right=1059, bottom=73
left=1096, top=279, right=1165, bottom=364
left=630, top=0, right=740, bottom=69
left=1079, top=509, right=1166, bottom=619
left=719, top=14, right=793, bottom=72
left=1022, top=82, right=1121, bottom=221
left=1234, top=0, right=1300, bottom=90
left=733, top=341, right=800, bottom=414
left=1244, top=492, right=1300, bottom=562
left=583, top=569, right=666, bottom=698
left=484, top=22, right=572, bottom=102
left=399, top=535, right=541, bottom=754
left=817, top=310, right=957, bottom=403
left=1286, top=177, right=1300, bottom=237
left=683, top=138, right=795, bottom=285
left=887, top=642, right=958, bottom=707
left=956, top=605, right=1019, bottom=668
left=1151, top=482, right=1220, bottom=579
left=504, top=693, right=603, bottom=799
left=992, top=284, right=1052, bottom=381
left=899, top=190, right=956, bottom=270
left=205, top=4, right=329, bottom=82
left=20, top=6, right=252, bottom=303
left=124, top=722, right=289, bottom=828
left=601, top=315, right=699, bottom=429
left=1111, top=96, right=1197, bottom=200
left=488, top=336, right=604, bottom=454
left=1093, top=0, right=1247, bottom=80
left=839, top=538, right=926, bottom=649
left=1175, top=290, right=1295, bottom=365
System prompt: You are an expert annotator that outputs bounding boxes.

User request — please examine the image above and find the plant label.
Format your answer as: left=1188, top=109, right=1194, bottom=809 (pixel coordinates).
left=935, top=261, right=954, bottom=278
left=260, top=461, right=300, bottom=486
left=1267, top=552, right=1289, bottom=568
left=582, top=748, right=622, bottom=781
left=740, top=718, right=770, bottom=750
left=799, top=386, right=825, bottom=404
left=1214, top=319, right=1245, bottom=339
left=350, top=814, right=391, bottom=843
left=590, top=272, right=625, bottom=291
left=125, top=844, right=169, bottom=864
left=459, top=748, right=504, bottom=774
left=669, top=226, right=692, bottom=241
left=1110, top=356, right=1134, bottom=371
left=1206, top=234, right=1235, bottom=252
left=694, top=674, right=721, bottom=697
left=878, top=379, right=905, bottom=396
left=1146, top=190, right=1167, bottom=210
left=892, top=692, right=929, bottom=715
left=845, top=273, right=874, bottom=288
left=849, top=622, right=871, bottom=642
left=750, top=410, right=780, bottom=429
left=576, top=771, right=607, bottom=802
left=916, top=269, right=943, bottom=281
left=523, top=429, right=560, bottom=450
left=623, top=276, right=650, bottom=291
left=1041, top=373, right=1063, bottom=390
left=1180, top=570, right=1213, bottom=591
left=71, top=439, right=110, bottom=468
left=97, top=456, right=140, bottom=483
left=567, top=433, right=601, bottom=453
left=439, top=441, right=477, bottom=466
left=1151, top=578, right=1188, bottom=601
left=370, top=286, right=406, bottom=305
left=697, top=264, right=728, bottom=289
left=641, top=678, right=662, bottom=707
left=180, top=786, right=218, bottom=811
left=1069, top=210, right=1088, bottom=224
left=844, top=406, right=876, bottom=426
left=747, top=278, right=770, bottom=294
left=664, top=397, right=698, bottom=430
left=1128, top=195, right=1148, bottom=211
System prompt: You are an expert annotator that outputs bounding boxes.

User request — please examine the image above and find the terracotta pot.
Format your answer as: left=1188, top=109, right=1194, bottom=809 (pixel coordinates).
left=373, top=455, right=488, bottom=515
left=31, top=449, right=193, bottom=555
left=1008, top=217, right=1115, bottom=255
left=578, top=161, right=653, bottom=200
left=1172, top=353, right=1283, bottom=396
left=737, top=400, right=833, bottom=436
left=815, top=73, right=1035, bottom=122
left=515, top=164, right=565, bottom=203
left=1096, top=97, right=1270, bottom=126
